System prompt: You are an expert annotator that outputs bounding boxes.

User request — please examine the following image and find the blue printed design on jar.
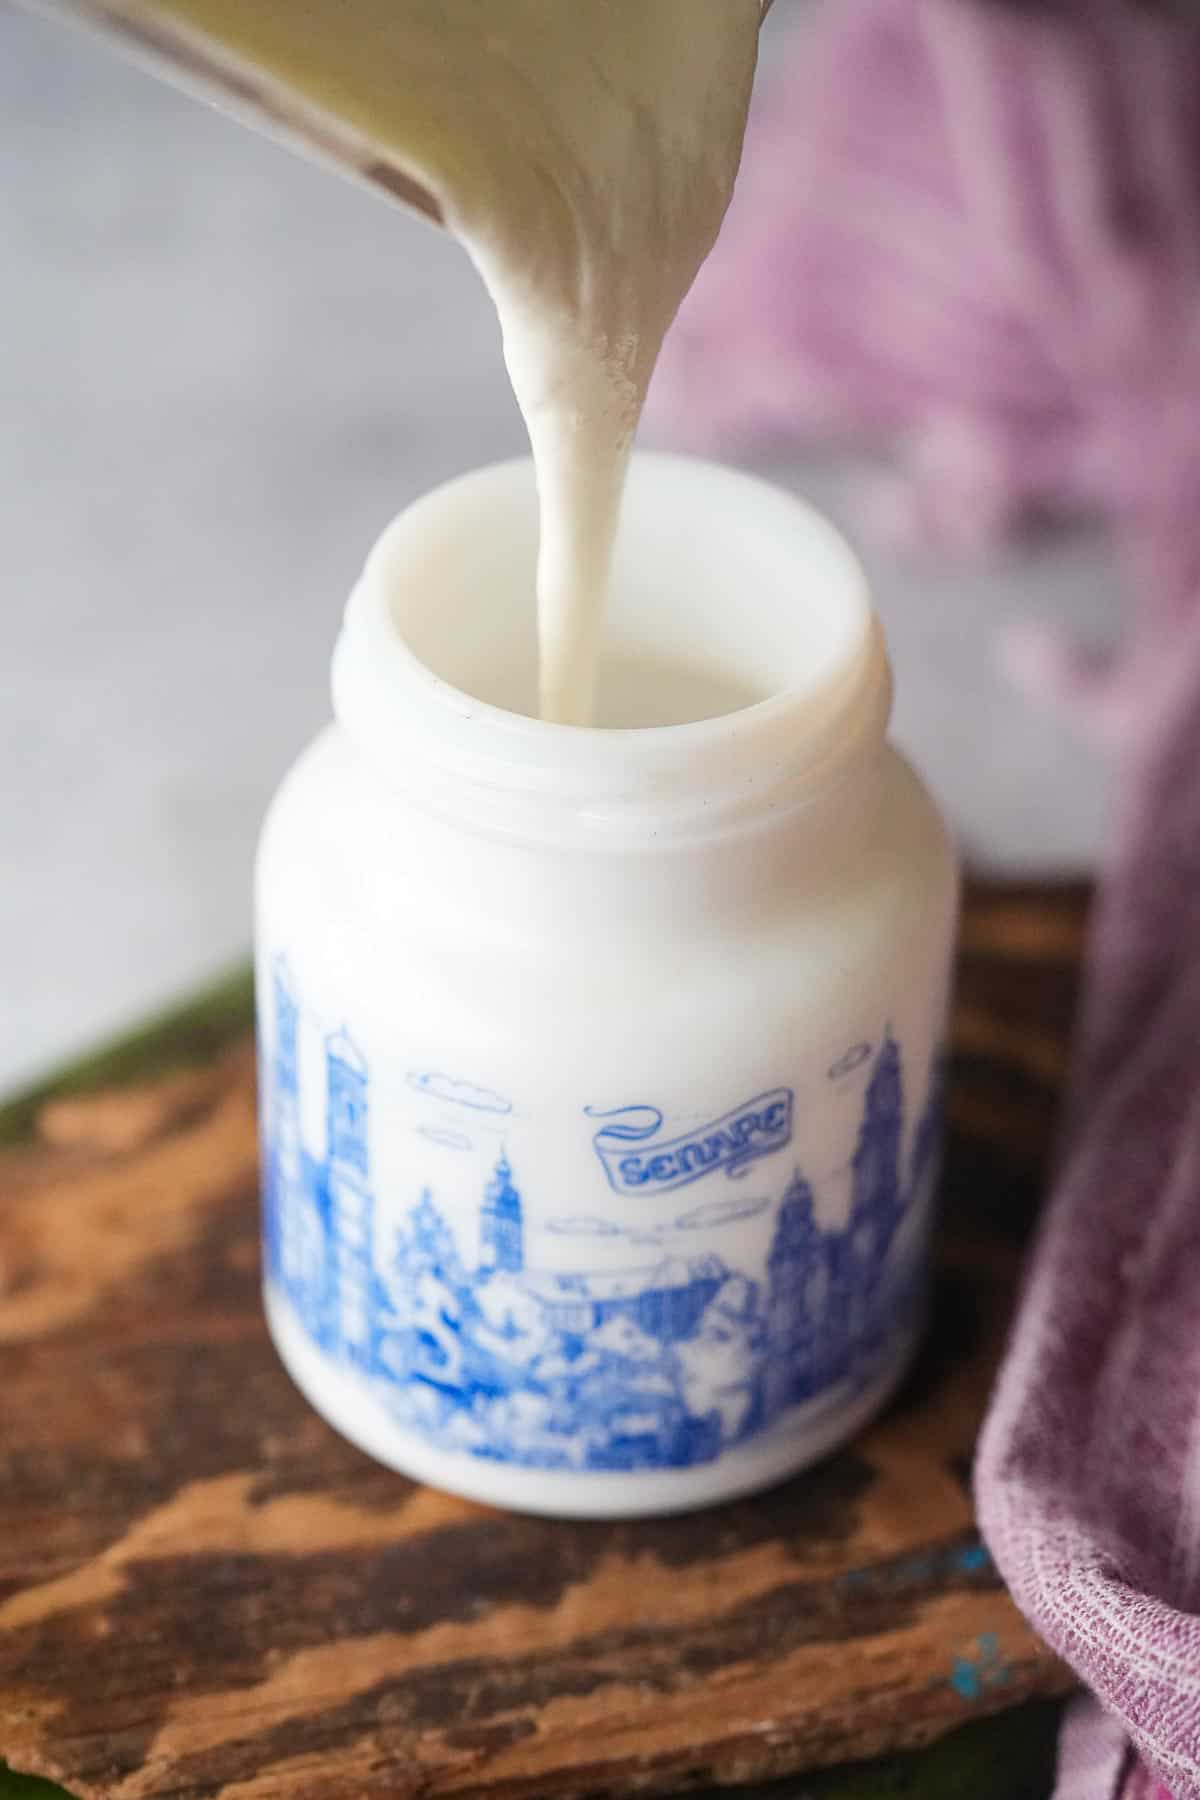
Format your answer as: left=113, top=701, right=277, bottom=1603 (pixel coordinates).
left=261, top=957, right=944, bottom=1472
left=587, top=1092, right=794, bottom=1195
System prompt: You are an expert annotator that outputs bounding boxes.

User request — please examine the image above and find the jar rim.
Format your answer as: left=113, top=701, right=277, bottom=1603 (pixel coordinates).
left=331, top=452, right=892, bottom=847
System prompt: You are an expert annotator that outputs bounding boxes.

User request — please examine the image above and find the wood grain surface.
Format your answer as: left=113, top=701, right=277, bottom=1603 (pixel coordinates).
left=0, top=882, right=1086, bottom=1800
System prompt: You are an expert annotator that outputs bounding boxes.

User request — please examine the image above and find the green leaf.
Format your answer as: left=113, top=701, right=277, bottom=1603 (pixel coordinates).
left=0, top=1767, right=77, bottom=1800
left=0, top=962, right=254, bottom=1145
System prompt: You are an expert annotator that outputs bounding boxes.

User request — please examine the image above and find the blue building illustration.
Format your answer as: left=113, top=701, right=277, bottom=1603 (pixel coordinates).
left=763, top=1171, right=826, bottom=1416
left=264, top=957, right=384, bottom=1368
left=480, top=1153, right=524, bottom=1273
left=763, top=1032, right=911, bottom=1409
left=908, top=1049, right=947, bottom=1200
left=262, top=973, right=942, bottom=1472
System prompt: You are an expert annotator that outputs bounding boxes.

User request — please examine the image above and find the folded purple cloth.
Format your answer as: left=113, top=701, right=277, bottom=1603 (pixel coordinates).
left=650, top=2, right=1200, bottom=1792
left=977, top=614, right=1200, bottom=1799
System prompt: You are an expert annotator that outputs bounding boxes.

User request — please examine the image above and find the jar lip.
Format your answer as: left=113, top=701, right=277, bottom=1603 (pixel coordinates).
left=331, top=453, right=892, bottom=846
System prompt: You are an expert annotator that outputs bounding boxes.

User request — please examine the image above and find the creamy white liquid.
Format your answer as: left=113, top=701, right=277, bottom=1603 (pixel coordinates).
left=473, top=650, right=765, bottom=732
left=444, top=5, right=764, bottom=725
left=107, top=0, right=762, bottom=724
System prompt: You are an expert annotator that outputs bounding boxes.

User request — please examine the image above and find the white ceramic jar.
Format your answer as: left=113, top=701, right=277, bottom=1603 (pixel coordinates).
left=256, top=453, right=958, bottom=1518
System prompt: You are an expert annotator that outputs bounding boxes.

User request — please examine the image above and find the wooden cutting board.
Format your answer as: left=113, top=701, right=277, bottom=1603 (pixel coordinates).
left=0, top=881, right=1083, bottom=1800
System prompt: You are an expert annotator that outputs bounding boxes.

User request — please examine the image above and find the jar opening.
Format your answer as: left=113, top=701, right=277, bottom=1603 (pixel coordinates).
left=377, top=456, right=864, bottom=730
left=333, top=453, right=891, bottom=844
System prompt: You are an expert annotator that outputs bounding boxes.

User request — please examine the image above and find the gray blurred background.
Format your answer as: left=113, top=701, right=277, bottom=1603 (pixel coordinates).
left=0, top=1, right=1118, bottom=1095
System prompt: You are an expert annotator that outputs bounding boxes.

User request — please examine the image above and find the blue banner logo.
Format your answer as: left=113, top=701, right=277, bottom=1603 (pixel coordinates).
left=588, top=1090, right=794, bottom=1197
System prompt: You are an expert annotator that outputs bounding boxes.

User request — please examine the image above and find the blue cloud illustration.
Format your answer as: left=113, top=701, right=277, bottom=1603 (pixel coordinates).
left=674, top=1195, right=769, bottom=1231
left=407, top=1071, right=512, bottom=1114
left=417, top=1125, right=474, bottom=1151
left=546, top=1215, right=622, bottom=1237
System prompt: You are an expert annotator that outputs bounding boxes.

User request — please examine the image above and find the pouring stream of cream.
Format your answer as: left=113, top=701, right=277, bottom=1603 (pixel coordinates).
left=39, top=0, right=763, bottom=722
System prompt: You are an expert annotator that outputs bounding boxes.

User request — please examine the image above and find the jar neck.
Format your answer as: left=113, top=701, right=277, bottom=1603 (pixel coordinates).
left=372, top=754, right=889, bottom=938
left=331, top=454, right=892, bottom=855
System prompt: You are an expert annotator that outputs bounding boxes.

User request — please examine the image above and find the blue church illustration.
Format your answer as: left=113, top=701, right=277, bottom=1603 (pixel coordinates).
left=480, top=1153, right=524, bottom=1273
left=263, top=959, right=941, bottom=1471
